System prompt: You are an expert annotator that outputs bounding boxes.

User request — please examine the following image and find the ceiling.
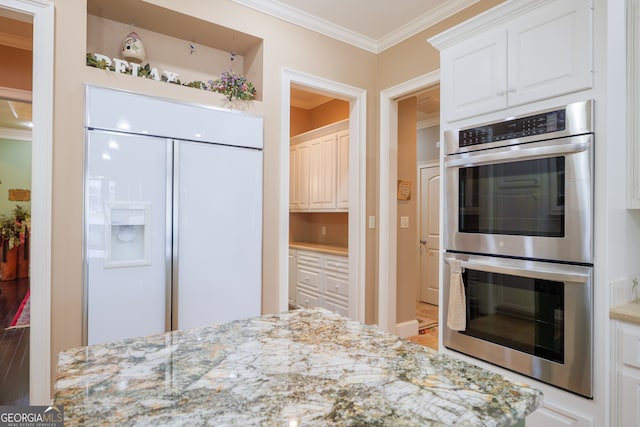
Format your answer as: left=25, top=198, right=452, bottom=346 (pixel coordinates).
left=233, top=0, right=479, bottom=53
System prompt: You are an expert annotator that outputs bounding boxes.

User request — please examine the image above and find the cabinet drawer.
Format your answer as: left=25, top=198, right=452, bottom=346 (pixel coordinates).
left=325, top=296, right=348, bottom=317
left=325, top=273, right=349, bottom=298
left=324, top=255, right=348, bottom=274
left=620, top=326, right=640, bottom=369
left=296, top=251, right=323, bottom=268
left=296, top=266, right=321, bottom=291
left=296, top=288, right=323, bottom=309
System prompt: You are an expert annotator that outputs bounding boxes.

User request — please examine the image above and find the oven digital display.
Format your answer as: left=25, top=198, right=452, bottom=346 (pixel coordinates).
left=459, top=109, right=566, bottom=147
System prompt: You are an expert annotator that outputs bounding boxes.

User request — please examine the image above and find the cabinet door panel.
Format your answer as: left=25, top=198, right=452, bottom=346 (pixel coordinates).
left=337, top=130, right=349, bottom=210
left=508, top=0, right=592, bottom=107
left=297, top=142, right=311, bottom=209
left=289, top=145, right=298, bottom=209
left=526, top=402, right=592, bottom=427
left=619, top=371, right=640, bottom=427
left=325, top=273, right=349, bottom=298
left=442, top=29, right=507, bottom=122
left=325, top=296, right=348, bottom=317
left=296, top=266, right=321, bottom=291
left=296, top=287, right=323, bottom=309
left=620, top=326, right=640, bottom=369
left=321, top=134, right=338, bottom=208
left=309, top=138, right=323, bottom=209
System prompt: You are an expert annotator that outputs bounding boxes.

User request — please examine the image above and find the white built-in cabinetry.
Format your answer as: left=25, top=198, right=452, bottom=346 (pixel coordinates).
left=435, top=0, right=593, bottom=122
left=292, top=249, right=349, bottom=317
left=290, top=120, right=349, bottom=212
left=612, top=319, right=640, bottom=427
left=430, top=0, right=596, bottom=425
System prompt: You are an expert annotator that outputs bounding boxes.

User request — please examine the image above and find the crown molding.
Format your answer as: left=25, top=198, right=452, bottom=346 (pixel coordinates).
left=0, top=126, right=32, bottom=141
left=429, top=0, right=553, bottom=51
left=233, top=0, right=483, bottom=54
left=378, top=0, right=480, bottom=52
left=232, top=0, right=378, bottom=52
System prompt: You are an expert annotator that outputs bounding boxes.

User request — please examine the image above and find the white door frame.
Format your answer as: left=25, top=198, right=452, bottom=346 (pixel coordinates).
left=280, top=68, right=366, bottom=322
left=0, top=0, right=54, bottom=404
left=378, top=70, right=440, bottom=333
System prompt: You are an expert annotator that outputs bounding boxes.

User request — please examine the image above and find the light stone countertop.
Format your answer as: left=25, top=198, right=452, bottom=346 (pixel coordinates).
left=54, top=308, right=542, bottom=426
left=289, top=241, right=348, bottom=256
left=610, top=300, right=640, bottom=324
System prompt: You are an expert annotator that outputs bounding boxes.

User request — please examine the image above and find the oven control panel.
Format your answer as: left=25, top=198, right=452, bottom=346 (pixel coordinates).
left=459, top=108, right=566, bottom=147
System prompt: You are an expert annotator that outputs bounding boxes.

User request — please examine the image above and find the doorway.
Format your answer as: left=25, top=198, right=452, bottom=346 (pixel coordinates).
left=378, top=71, right=441, bottom=337
left=0, top=0, right=54, bottom=404
left=281, top=69, right=366, bottom=323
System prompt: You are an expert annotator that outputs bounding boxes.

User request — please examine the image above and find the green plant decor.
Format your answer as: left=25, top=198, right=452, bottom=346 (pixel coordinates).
left=0, top=215, right=20, bottom=250
left=13, top=205, right=30, bottom=247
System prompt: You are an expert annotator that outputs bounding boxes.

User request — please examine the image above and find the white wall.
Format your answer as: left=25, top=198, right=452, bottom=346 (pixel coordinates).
left=417, top=125, right=439, bottom=163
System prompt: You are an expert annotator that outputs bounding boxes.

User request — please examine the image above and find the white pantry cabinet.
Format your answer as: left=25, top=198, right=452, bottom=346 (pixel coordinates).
left=435, top=0, right=593, bottom=122
left=290, top=120, right=348, bottom=212
left=293, top=249, right=349, bottom=317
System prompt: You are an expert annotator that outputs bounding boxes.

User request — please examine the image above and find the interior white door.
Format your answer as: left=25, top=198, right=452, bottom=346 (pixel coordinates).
left=86, top=131, right=169, bottom=345
left=175, top=140, right=262, bottom=330
left=419, top=165, right=440, bottom=305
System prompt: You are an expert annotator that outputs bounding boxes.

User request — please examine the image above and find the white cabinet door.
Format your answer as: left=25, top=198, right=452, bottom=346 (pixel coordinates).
left=618, top=371, right=640, bottom=427
left=440, top=0, right=592, bottom=122
left=288, top=249, right=296, bottom=305
left=337, top=130, right=349, bottom=210
left=308, top=138, right=324, bottom=209
left=442, top=28, right=507, bottom=122
left=321, top=134, right=338, bottom=209
left=289, top=145, right=298, bottom=210
left=507, top=0, right=592, bottom=107
left=297, top=141, right=311, bottom=209
left=526, top=402, right=592, bottom=427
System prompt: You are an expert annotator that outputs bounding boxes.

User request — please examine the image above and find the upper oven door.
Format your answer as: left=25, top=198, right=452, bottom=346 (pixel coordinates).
left=444, top=133, right=593, bottom=264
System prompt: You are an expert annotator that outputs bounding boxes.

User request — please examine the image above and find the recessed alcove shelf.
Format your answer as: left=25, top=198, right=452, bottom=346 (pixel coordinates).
left=86, top=0, right=264, bottom=101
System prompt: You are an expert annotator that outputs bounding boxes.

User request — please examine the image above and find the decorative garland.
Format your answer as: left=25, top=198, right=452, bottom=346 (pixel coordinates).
left=86, top=53, right=256, bottom=101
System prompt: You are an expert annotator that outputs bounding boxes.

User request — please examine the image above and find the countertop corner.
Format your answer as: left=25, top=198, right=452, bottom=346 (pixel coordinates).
left=610, top=300, right=640, bottom=324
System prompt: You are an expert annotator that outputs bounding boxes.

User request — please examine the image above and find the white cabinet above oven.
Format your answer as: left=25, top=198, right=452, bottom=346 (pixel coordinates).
left=431, top=0, right=593, bottom=123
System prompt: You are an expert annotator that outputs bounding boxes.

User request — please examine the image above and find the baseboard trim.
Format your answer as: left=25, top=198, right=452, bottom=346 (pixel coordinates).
left=395, top=319, right=419, bottom=338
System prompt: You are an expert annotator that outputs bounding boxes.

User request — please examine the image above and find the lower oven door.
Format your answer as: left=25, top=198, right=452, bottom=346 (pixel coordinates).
left=443, top=252, right=592, bottom=398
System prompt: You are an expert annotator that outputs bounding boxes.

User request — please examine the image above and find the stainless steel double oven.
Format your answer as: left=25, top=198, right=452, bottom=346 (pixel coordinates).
left=443, top=100, right=594, bottom=398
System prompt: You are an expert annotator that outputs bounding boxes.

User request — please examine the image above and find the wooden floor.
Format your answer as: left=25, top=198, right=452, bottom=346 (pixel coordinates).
left=407, top=302, right=439, bottom=351
left=0, top=277, right=29, bottom=405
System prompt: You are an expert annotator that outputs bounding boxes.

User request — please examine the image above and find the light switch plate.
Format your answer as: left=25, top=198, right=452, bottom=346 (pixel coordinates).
left=368, top=216, right=376, bottom=229
left=400, top=216, right=409, bottom=228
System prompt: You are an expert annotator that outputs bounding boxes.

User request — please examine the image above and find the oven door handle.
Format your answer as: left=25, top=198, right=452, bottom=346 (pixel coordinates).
left=444, top=255, right=590, bottom=284
left=445, top=135, right=591, bottom=168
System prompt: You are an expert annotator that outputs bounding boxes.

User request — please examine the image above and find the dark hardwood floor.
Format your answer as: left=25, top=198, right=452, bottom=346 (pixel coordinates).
left=0, top=277, right=29, bottom=405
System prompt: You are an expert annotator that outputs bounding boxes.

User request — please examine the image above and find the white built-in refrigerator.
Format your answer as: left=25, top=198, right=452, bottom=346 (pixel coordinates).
left=83, top=85, right=263, bottom=346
